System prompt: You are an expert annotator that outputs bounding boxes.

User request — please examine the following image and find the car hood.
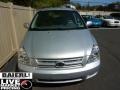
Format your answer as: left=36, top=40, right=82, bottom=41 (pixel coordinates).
left=104, top=19, right=120, bottom=22
left=23, top=29, right=94, bottom=59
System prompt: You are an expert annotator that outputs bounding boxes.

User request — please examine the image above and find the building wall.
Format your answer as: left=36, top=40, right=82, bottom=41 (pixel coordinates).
left=0, top=2, right=34, bottom=68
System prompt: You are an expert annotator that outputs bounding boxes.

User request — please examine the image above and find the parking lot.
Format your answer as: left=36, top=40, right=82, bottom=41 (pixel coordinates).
left=33, top=28, right=120, bottom=90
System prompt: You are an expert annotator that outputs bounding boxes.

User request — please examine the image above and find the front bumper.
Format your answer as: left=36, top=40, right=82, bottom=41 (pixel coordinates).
left=108, top=23, right=120, bottom=27
left=18, top=60, right=100, bottom=83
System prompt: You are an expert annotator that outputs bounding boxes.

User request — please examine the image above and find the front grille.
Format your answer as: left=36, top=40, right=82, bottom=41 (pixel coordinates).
left=114, top=21, right=119, bottom=23
left=36, top=57, right=84, bottom=68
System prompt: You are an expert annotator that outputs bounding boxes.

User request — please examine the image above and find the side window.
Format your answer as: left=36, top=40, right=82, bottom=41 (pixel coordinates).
left=74, top=12, right=84, bottom=27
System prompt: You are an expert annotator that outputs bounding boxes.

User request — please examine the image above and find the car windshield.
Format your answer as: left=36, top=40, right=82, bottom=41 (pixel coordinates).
left=104, top=16, right=114, bottom=19
left=30, top=10, right=86, bottom=30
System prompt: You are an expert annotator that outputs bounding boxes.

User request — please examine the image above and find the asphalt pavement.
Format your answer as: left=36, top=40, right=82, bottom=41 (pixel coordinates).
left=33, top=28, right=120, bottom=90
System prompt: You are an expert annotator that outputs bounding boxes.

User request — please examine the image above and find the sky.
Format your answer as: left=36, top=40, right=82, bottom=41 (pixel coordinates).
left=70, top=0, right=120, bottom=6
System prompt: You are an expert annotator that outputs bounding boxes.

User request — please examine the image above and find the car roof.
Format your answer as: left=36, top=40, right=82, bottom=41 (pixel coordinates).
left=37, top=7, right=76, bottom=12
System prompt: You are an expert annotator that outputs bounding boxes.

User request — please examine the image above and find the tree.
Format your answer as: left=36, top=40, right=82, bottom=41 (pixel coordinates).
left=106, top=2, right=120, bottom=11
left=32, top=0, right=65, bottom=8
left=0, top=0, right=70, bottom=8
left=13, top=0, right=31, bottom=7
left=0, top=0, right=12, bottom=3
left=75, top=3, right=81, bottom=10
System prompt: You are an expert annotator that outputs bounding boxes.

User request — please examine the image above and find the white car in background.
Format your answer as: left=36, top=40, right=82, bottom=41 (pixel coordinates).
left=103, top=16, right=120, bottom=27
left=62, top=4, right=76, bottom=9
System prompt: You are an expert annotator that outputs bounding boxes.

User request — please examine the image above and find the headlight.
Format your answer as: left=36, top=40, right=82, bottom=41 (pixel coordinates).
left=18, top=48, right=37, bottom=66
left=109, top=21, right=114, bottom=23
left=87, top=44, right=100, bottom=63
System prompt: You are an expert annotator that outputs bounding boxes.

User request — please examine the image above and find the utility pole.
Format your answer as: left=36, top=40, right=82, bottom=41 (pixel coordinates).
left=87, top=1, right=90, bottom=11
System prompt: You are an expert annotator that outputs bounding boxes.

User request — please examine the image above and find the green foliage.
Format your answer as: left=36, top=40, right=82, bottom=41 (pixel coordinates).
left=0, top=0, right=31, bottom=6
left=13, top=0, right=31, bottom=6
left=75, top=2, right=120, bottom=11
left=75, top=3, right=81, bottom=10
left=0, top=0, right=69, bottom=8
left=0, top=0, right=119, bottom=11
left=32, top=0, right=66, bottom=8
left=0, top=0, right=12, bottom=3
left=107, top=2, right=120, bottom=11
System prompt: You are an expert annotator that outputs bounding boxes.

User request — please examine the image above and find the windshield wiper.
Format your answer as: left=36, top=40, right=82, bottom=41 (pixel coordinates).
left=29, top=27, right=86, bottom=31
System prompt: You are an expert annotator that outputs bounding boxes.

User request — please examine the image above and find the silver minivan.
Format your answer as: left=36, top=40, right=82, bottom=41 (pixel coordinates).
left=18, top=8, right=100, bottom=83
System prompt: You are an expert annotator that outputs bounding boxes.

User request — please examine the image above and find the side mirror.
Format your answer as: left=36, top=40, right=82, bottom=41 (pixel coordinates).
left=86, top=21, right=92, bottom=27
left=24, top=23, right=29, bottom=29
